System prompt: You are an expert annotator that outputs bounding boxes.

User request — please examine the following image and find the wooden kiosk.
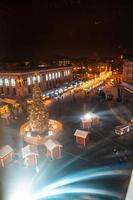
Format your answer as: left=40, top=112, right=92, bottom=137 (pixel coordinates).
left=81, top=112, right=100, bottom=129
left=115, top=124, right=130, bottom=136
left=0, top=145, right=14, bottom=167
left=44, top=139, right=62, bottom=160
left=22, top=145, right=38, bottom=167
left=74, top=129, right=90, bottom=146
left=81, top=118, right=92, bottom=129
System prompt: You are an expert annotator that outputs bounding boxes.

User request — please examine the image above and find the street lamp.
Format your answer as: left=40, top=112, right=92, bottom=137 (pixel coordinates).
left=83, top=113, right=92, bottom=120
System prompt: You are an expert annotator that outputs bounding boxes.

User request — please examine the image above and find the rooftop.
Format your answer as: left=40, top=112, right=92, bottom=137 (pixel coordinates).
left=74, top=129, right=90, bottom=139
left=44, top=139, right=62, bottom=151
left=0, top=145, right=14, bottom=158
left=22, top=145, right=38, bottom=158
left=0, top=62, right=71, bottom=73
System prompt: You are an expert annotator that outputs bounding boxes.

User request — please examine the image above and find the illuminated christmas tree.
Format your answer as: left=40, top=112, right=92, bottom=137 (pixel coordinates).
left=28, top=83, right=49, bottom=135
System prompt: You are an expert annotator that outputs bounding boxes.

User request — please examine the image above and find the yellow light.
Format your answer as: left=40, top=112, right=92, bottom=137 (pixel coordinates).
left=14, top=103, right=19, bottom=108
left=0, top=105, right=9, bottom=114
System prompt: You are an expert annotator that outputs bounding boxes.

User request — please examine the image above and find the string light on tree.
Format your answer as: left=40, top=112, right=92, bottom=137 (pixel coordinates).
left=28, top=82, right=49, bottom=135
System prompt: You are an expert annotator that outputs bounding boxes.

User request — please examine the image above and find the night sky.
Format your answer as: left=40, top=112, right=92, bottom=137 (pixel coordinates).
left=0, top=0, right=133, bottom=60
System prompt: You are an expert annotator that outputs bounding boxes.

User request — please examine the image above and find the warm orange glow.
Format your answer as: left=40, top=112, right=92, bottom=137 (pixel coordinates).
left=0, top=105, right=9, bottom=114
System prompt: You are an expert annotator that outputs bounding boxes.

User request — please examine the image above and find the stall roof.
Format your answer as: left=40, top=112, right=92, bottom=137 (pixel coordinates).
left=81, top=118, right=92, bottom=123
left=1, top=112, right=10, bottom=119
left=74, top=129, right=89, bottom=139
left=0, top=98, right=16, bottom=105
left=44, top=139, right=62, bottom=151
left=22, top=145, right=38, bottom=158
left=115, top=124, right=130, bottom=130
left=0, top=145, right=14, bottom=158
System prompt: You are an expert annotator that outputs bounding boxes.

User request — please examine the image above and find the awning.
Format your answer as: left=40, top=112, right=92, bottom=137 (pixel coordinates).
left=0, top=98, right=16, bottom=105
left=122, top=82, right=133, bottom=94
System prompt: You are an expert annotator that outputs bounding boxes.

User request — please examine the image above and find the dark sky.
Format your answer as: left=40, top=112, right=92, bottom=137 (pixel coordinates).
left=0, top=0, right=133, bottom=60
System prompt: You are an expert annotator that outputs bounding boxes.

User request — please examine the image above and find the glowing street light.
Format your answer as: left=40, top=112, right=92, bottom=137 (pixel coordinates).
left=83, top=113, right=92, bottom=120
left=11, top=190, right=32, bottom=200
left=48, top=130, right=54, bottom=136
left=9, top=183, right=33, bottom=200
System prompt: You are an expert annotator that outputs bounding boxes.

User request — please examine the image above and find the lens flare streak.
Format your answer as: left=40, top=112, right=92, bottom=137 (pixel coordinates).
left=39, top=169, right=128, bottom=192
left=34, top=187, right=122, bottom=200
left=33, top=166, right=128, bottom=199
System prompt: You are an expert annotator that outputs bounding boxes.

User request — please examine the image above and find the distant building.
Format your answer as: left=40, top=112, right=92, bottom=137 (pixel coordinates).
left=58, top=59, right=70, bottom=66
left=121, top=60, right=133, bottom=105
left=52, top=58, right=71, bottom=67
left=123, top=60, right=133, bottom=84
left=0, top=63, right=72, bottom=98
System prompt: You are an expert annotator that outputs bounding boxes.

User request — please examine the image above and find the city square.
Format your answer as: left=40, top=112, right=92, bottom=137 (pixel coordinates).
left=0, top=1, right=133, bottom=200
left=0, top=72, right=133, bottom=200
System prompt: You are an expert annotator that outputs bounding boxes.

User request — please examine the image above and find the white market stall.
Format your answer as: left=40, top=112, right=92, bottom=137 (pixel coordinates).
left=74, top=129, right=90, bottom=146
left=22, top=145, right=38, bottom=167
left=44, top=139, right=62, bottom=160
left=115, top=124, right=130, bottom=135
left=0, top=145, right=14, bottom=167
left=81, top=112, right=100, bottom=129
left=0, top=98, right=21, bottom=115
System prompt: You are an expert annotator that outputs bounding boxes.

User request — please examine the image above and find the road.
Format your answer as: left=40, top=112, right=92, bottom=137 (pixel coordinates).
left=0, top=85, right=133, bottom=200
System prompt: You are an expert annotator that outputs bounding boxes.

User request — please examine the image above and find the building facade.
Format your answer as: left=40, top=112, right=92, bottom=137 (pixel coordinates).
left=0, top=66, right=72, bottom=98
left=121, top=60, right=133, bottom=106
left=123, top=60, right=133, bottom=84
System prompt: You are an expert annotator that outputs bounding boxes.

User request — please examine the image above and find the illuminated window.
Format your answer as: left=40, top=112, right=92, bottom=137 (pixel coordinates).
left=52, top=73, right=55, bottom=79
left=58, top=72, right=60, bottom=78
left=11, top=78, right=16, bottom=87
left=49, top=73, right=51, bottom=80
left=0, top=79, right=3, bottom=86
left=67, top=70, right=70, bottom=75
left=46, top=74, right=48, bottom=81
left=5, top=78, right=9, bottom=86
left=55, top=72, right=58, bottom=79
left=27, top=77, right=31, bottom=85
left=32, top=76, right=36, bottom=84
left=37, top=75, right=41, bottom=83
